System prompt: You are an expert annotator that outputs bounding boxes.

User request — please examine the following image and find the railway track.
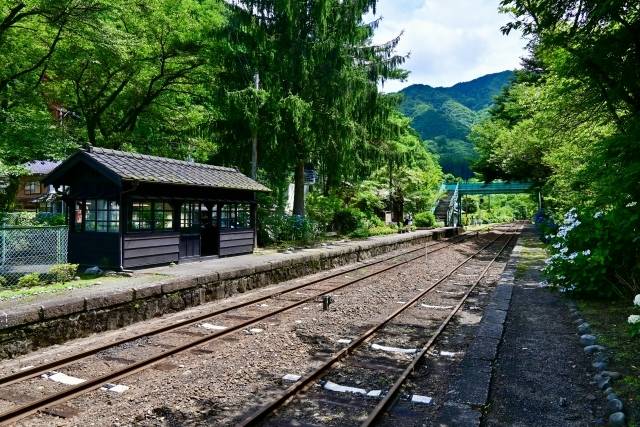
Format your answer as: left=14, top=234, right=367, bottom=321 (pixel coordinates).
left=0, top=228, right=498, bottom=425
left=238, top=226, right=520, bottom=426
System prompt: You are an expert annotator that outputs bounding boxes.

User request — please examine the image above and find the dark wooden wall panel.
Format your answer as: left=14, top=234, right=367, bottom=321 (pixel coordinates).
left=123, top=233, right=179, bottom=268
left=219, top=230, right=254, bottom=257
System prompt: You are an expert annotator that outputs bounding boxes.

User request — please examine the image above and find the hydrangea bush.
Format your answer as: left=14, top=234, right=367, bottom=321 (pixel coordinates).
left=543, top=204, right=639, bottom=298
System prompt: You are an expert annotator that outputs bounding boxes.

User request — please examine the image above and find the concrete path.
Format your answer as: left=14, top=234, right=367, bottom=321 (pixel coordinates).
left=483, top=231, right=605, bottom=426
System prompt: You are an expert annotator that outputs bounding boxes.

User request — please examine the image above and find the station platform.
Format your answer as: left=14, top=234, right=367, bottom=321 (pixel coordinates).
left=0, top=227, right=458, bottom=358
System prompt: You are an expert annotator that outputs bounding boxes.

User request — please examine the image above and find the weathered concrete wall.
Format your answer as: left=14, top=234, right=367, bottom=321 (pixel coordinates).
left=0, top=227, right=459, bottom=359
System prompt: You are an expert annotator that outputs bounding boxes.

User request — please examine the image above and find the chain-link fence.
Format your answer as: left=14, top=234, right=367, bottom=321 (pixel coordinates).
left=0, top=226, right=68, bottom=286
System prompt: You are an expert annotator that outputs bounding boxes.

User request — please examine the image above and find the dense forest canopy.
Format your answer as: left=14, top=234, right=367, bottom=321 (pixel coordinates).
left=472, top=0, right=640, bottom=297
left=0, top=0, right=456, bottom=236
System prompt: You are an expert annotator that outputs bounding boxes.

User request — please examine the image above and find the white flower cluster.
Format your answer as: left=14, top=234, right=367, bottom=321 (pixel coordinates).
left=556, top=208, right=581, bottom=239
left=629, top=295, right=640, bottom=326
left=626, top=201, right=637, bottom=208
left=593, top=211, right=603, bottom=219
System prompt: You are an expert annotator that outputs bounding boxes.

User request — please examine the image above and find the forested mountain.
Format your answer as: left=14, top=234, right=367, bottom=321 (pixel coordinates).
left=398, top=70, right=514, bottom=178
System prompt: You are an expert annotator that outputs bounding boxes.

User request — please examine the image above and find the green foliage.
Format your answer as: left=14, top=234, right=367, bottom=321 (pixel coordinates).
left=306, top=193, right=344, bottom=230
left=414, top=212, right=436, bottom=228
left=0, top=276, right=6, bottom=287
left=333, top=208, right=366, bottom=235
left=544, top=206, right=639, bottom=298
left=474, top=0, right=640, bottom=298
left=399, top=71, right=514, bottom=178
left=259, top=213, right=322, bottom=246
left=48, top=263, right=79, bottom=284
left=17, top=273, right=41, bottom=288
left=34, top=213, right=66, bottom=226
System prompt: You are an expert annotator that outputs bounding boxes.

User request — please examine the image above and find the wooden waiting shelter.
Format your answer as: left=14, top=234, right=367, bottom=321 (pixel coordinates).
left=45, top=147, right=270, bottom=269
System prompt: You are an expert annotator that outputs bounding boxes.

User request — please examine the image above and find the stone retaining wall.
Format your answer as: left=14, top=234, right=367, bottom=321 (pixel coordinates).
left=0, top=227, right=459, bottom=359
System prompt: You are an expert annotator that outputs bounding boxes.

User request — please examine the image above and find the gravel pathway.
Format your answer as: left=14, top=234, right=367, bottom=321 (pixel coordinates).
left=483, top=232, right=606, bottom=426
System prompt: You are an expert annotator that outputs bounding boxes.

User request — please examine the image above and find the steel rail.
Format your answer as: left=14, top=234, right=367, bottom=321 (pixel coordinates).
left=0, top=228, right=492, bottom=425
left=361, top=228, right=519, bottom=426
left=237, top=229, right=515, bottom=426
left=0, top=230, right=471, bottom=389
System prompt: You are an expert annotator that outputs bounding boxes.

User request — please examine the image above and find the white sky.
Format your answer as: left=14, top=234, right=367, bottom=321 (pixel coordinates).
left=367, top=0, right=528, bottom=92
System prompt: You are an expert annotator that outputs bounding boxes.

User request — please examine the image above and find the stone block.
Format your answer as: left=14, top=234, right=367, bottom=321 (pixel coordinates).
left=449, top=358, right=493, bottom=406
left=467, top=336, right=500, bottom=361
left=41, top=297, right=86, bottom=320
left=0, top=307, right=41, bottom=329
left=85, top=289, right=133, bottom=310
left=132, top=282, right=163, bottom=299
left=481, top=308, right=507, bottom=325
left=161, top=277, right=197, bottom=294
left=476, top=321, right=504, bottom=340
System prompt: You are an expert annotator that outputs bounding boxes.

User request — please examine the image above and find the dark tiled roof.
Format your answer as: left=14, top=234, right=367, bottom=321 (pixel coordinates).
left=84, top=147, right=270, bottom=192
left=24, top=160, right=61, bottom=175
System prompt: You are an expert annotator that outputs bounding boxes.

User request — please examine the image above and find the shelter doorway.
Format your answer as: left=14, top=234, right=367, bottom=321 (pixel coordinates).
left=200, top=204, right=218, bottom=256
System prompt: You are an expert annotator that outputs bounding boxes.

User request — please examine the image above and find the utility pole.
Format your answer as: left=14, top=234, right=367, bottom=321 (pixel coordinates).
left=250, top=72, right=259, bottom=180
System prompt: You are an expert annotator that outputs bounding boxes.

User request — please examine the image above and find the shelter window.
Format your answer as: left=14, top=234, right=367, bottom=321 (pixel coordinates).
left=24, top=181, right=40, bottom=195
left=180, top=202, right=201, bottom=230
left=78, top=199, right=119, bottom=232
left=129, top=201, right=175, bottom=231
left=129, top=201, right=153, bottom=231
left=154, top=201, right=174, bottom=230
left=221, top=203, right=251, bottom=229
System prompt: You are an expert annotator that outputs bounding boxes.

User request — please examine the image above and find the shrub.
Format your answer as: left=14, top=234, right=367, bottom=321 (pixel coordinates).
left=17, top=273, right=41, bottom=288
left=306, top=193, right=343, bottom=230
left=368, top=225, right=398, bottom=236
left=414, top=211, right=436, bottom=228
left=258, top=213, right=323, bottom=245
left=544, top=205, right=640, bottom=298
left=0, top=276, right=6, bottom=287
left=333, top=208, right=365, bottom=235
left=350, top=227, right=370, bottom=238
left=48, top=263, right=79, bottom=283
left=35, top=213, right=66, bottom=226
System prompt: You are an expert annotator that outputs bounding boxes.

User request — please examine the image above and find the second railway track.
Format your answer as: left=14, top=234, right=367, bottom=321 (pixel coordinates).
left=239, top=226, right=520, bottom=426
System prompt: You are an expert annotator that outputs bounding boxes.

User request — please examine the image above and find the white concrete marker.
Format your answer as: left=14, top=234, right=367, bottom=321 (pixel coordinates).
left=42, top=371, right=85, bottom=385
left=200, top=323, right=227, bottom=331
left=371, top=343, right=417, bottom=354
left=439, top=351, right=459, bottom=358
left=247, top=328, right=264, bottom=334
left=295, top=320, right=303, bottom=324
left=337, top=339, right=352, bottom=344
left=19, top=365, right=35, bottom=371
left=258, top=304, right=269, bottom=307
left=302, top=307, right=310, bottom=310
left=396, top=301, right=407, bottom=304
left=101, top=383, right=130, bottom=393
left=324, top=381, right=367, bottom=395
left=421, top=304, right=454, bottom=310
left=282, top=374, right=301, bottom=382
left=411, top=395, right=433, bottom=404
left=367, top=390, right=382, bottom=397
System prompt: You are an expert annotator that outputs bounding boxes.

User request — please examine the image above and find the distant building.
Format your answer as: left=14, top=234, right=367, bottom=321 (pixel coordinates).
left=15, top=160, right=64, bottom=213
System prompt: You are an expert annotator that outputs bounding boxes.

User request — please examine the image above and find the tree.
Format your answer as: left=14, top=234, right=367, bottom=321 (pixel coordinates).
left=225, top=0, right=407, bottom=216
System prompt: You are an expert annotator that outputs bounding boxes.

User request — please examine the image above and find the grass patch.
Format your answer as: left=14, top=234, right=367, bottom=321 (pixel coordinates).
left=0, top=273, right=166, bottom=301
left=577, top=299, right=640, bottom=426
left=514, top=236, right=546, bottom=280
